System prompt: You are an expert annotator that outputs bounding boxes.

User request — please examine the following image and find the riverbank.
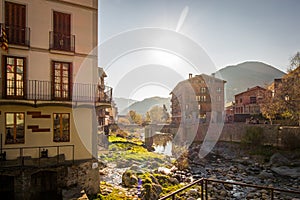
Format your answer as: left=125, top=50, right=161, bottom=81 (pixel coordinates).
left=95, top=130, right=300, bottom=200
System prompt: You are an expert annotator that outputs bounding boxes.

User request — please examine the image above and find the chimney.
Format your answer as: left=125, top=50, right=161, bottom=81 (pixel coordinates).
left=189, top=73, right=192, bottom=79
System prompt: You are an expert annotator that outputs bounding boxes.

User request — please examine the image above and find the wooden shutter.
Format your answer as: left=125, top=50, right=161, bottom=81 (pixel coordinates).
left=5, top=2, right=26, bottom=45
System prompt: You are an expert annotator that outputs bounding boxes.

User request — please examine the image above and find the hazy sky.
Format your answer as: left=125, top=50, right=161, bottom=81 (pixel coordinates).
left=99, top=0, right=300, bottom=100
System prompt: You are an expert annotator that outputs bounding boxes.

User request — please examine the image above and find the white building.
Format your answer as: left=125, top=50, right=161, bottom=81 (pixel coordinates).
left=0, top=1, right=108, bottom=199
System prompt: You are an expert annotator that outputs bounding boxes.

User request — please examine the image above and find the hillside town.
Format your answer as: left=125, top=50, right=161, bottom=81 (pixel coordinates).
left=0, top=0, right=300, bottom=200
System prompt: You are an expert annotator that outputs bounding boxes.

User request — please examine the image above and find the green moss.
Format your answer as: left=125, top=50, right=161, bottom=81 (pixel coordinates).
left=100, top=137, right=166, bottom=166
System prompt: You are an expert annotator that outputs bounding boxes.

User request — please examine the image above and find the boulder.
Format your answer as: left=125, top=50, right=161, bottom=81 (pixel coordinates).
left=269, top=153, right=290, bottom=167
left=271, top=166, right=300, bottom=178
left=122, top=170, right=138, bottom=188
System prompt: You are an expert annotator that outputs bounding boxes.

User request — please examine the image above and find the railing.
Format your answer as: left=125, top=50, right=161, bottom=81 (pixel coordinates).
left=0, top=145, right=74, bottom=168
left=0, top=79, right=112, bottom=104
left=159, top=178, right=300, bottom=200
left=49, top=31, right=75, bottom=52
left=1, top=23, right=30, bottom=46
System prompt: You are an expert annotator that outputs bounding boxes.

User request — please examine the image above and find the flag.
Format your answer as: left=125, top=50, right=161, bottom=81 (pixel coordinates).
left=0, top=25, right=8, bottom=51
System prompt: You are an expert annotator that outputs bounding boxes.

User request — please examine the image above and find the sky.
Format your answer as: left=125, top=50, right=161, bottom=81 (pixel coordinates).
left=98, top=0, right=300, bottom=101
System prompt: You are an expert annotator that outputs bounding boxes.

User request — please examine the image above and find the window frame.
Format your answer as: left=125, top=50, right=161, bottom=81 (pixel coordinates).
left=5, top=112, right=25, bottom=144
left=53, top=113, right=70, bottom=142
left=2, top=55, right=26, bottom=99
left=5, top=1, right=27, bottom=46
left=51, top=61, right=72, bottom=100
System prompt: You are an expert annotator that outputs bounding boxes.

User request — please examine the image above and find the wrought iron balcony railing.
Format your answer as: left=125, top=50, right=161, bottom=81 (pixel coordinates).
left=1, top=23, right=30, bottom=46
left=0, top=79, right=112, bottom=104
left=49, top=31, right=75, bottom=52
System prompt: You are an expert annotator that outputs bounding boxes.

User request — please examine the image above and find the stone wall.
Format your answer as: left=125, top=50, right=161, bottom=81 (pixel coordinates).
left=0, top=159, right=99, bottom=200
left=166, top=123, right=300, bottom=149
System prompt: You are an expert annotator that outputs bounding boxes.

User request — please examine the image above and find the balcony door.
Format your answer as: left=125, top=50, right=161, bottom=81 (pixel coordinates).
left=53, top=11, right=71, bottom=51
left=5, top=1, right=26, bottom=45
left=4, top=56, right=26, bottom=98
left=52, top=61, right=71, bottom=100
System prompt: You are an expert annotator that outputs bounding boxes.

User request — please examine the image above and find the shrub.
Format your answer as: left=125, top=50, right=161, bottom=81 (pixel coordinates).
left=281, top=128, right=300, bottom=150
left=242, top=126, right=264, bottom=147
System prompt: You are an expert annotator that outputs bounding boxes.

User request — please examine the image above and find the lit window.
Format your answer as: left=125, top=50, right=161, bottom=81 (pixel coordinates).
left=200, top=96, right=206, bottom=102
left=5, top=113, right=25, bottom=144
left=53, top=113, right=70, bottom=142
left=200, top=87, right=206, bottom=93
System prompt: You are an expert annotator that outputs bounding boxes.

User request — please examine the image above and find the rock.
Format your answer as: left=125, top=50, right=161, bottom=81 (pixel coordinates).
left=130, top=164, right=141, bottom=171
left=157, top=167, right=171, bottom=175
left=271, top=166, right=300, bottom=178
left=122, top=170, right=138, bottom=188
left=258, top=170, right=274, bottom=179
left=186, top=188, right=198, bottom=197
left=269, top=153, right=290, bottom=167
left=186, top=197, right=196, bottom=200
left=141, top=182, right=162, bottom=200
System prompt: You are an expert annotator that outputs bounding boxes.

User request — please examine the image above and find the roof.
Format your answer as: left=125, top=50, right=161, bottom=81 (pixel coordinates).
left=170, top=73, right=226, bottom=94
left=98, top=67, right=107, bottom=78
left=234, top=86, right=266, bottom=97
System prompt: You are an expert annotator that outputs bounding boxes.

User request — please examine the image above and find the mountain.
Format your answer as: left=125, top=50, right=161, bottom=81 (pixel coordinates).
left=213, top=61, right=286, bottom=102
left=120, top=96, right=171, bottom=115
left=114, top=97, right=138, bottom=115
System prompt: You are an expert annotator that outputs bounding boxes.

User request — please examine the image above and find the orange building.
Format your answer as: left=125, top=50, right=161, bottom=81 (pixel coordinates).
left=234, top=86, right=266, bottom=115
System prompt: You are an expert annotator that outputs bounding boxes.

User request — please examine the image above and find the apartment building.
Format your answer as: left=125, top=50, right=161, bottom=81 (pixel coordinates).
left=170, top=73, right=226, bottom=125
left=234, top=86, right=266, bottom=115
left=0, top=0, right=109, bottom=199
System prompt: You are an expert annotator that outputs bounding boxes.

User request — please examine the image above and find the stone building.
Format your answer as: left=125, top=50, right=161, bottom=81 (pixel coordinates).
left=234, top=86, right=266, bottom=115
left=170, top=73, right=226, bottom=125
left=0, top=0, right=109, bottom=199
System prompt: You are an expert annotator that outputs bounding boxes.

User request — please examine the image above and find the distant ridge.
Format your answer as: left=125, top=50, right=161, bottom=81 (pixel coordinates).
left=118, top=96, right=171, bottom=115
left=213, top=61, right=286, bottom=102
left=114, top=97, right=138, bottom=115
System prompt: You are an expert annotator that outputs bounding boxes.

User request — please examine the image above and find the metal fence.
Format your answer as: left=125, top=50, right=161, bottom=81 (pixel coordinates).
left=159, top=178, right=300, bottom=200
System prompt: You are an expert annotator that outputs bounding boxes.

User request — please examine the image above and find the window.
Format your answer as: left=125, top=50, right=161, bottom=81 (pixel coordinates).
left=200, top=87, right=206, bottom=93
left=250, top=96, right=257, bottom=104
left=53, top=113, right=70, bottom=142
left=5, top=2, right=26, bottom=45
left=4, top=56, right=26, bottom=98
left=5, top=113, right=25, bottom=144
left=217, top=87, right=222, bottom=93
left=52, top=11, right=72, bottom=51
left=196, top=96, right=200, bottom=101
left=200, top=96, right=206, bottom=102
left=217, top=96, right=221, bottom=101
left=240, top=98, right=242, bottom=103
left=52, top=61, right=71, bottom=100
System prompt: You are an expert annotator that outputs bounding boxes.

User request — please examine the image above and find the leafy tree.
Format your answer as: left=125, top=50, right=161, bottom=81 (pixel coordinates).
left=144, top=112, right=151, bottom=124
left=275, top=52, right=300, bottom=126
left=260, top=89, right=281, bottom=124
left=148, top=105, right=170, bottom=123
left=127, top=110, right=143, bottom=125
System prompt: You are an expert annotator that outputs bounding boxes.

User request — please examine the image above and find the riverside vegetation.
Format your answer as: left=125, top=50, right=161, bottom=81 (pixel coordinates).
left=94, top=127, right=300, bottom=200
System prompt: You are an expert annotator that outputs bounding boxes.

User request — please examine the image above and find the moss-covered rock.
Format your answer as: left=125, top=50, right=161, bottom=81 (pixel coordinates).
left=122, top=170, right=138, bottom=188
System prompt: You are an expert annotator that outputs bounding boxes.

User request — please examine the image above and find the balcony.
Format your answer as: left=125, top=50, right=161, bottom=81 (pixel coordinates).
left=0, top=79, right=112, bottom=106
left=0, top=145, right=74, bottom=168
left=49, top=31, right=75, bottom=52
left=1, top=23, right=30, bottom=47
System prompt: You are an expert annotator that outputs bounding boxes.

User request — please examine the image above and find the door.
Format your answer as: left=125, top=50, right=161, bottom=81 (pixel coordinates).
left=53, top=11, right=71, bottom=51
left=5, top=2, right=26, bottom=45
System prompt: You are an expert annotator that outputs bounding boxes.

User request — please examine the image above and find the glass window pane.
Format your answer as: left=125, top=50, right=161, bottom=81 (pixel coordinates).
left=7, top=64, right=14, bottom=72
left=55, top=63, right=61, bottom=70
left=17, top=58, right=23, bottom=65
left=7, top=57, right=14, bottom=65
left=62, top=63, right=69, bottom=70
